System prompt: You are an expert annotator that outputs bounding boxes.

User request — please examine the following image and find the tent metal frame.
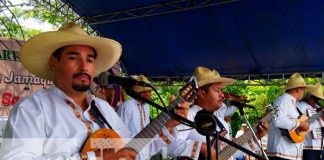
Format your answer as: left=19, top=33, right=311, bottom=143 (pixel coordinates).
left=8, top=0, right=322, bottom=86
left=0, top=0, right=26, bottom=40
left=84, top=0, right=239, bottom=25
left=150, top=72, right=324, bottom=86
left=33, top=0, right=101, bottom=36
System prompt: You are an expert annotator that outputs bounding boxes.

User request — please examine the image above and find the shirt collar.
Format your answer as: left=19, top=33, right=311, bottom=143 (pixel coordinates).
left=50, top=85, right=95, bottom=106
left=131, top=98, right=145, bottom=106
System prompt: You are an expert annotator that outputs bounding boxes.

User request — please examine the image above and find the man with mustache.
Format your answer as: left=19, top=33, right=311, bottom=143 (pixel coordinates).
left=175, top=66, right=268, bottom=160
left=0, top=22, right=193, bottom=160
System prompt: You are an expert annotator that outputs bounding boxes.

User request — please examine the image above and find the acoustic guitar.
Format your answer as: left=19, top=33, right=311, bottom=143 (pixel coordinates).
left=82, top=77, right=199, bottom=154
left=284, top=109, right=323, bottom=143
left=218, top=109, right=274, bottom=160
left=178, top=107, right=275, bottom=160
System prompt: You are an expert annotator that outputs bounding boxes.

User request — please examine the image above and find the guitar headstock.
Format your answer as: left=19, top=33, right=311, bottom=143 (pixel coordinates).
left=178, top=76, right=199, bottom=103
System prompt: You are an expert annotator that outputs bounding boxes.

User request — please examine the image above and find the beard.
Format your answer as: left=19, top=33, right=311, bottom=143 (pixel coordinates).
left=72, top=72, right=92, bottom=92
left=72, top=83, right=90, bottom=92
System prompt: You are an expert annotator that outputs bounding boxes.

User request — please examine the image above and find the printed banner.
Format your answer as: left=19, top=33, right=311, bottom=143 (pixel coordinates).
left=0, top=37, right=52, bottom=117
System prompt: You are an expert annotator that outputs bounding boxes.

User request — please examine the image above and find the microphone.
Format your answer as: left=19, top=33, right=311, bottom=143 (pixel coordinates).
left=107, top=75, right=151, bottom=88
left=194, top=109, right=217, bottom=136
left=223, top=92, right=250, bottom=103
left=225, top=99, right=255, bottom=109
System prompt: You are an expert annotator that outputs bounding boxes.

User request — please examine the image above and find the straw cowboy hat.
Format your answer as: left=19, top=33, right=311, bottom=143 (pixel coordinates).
left=308, top=82, right=324, bottom=100
left=193, top=66, right=236, bottom=88
left=285, top=73, right=311, bottom=90
left=132, top=75, right=158, bottom=92
left=20, top=22, right=122, bottom=81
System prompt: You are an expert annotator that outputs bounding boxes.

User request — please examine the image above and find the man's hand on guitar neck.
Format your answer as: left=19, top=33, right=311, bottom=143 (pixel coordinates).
left=255, top=122, right=269, bottom=139
left=95, top=148, right=137, bottom=160
left=165, top=95, right=190, bottom=131
left=297, top=121, right=310, bottom=132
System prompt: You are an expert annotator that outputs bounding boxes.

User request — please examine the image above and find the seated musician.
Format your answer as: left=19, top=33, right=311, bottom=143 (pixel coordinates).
left=267, top=73, right=324, bottom=160
left=297, top=82, right=324, bottom=160
left=175, top=66, right=268, bottom=160
left=0, top=22, right=196, bottom=160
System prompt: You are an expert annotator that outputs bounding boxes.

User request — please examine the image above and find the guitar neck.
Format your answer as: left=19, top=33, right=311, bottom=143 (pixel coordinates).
left=219, top=111, right=272, bottom=160
left=307, top=110, right=323, bottom=124
left=124, top=97, right=183, bottom=152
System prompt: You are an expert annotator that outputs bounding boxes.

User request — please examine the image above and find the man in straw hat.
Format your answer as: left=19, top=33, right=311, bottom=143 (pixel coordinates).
left=297, top=82, right=324, bottom=160
left=118, top=75, right=158, bottom=136
left=0, top=22, right=191, bottom=160
left=174, top=66, right=268, bottom=159
left=117, top=75, right=209, bottom=159
left=267, top=73, right=324, bottom=160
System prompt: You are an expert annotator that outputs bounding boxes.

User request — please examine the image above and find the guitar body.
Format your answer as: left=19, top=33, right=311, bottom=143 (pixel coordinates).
left=287, top=115, right=308, bottom=143
left=82, top=128, right=124, bottom=153
left=81, top=77, right=199, bottom=154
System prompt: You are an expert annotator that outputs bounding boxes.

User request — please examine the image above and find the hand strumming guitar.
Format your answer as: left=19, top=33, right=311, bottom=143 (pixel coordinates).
left=297, top=121, right=310, bottom=132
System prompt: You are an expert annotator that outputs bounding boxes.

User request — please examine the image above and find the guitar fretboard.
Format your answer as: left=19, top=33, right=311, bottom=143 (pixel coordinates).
left=307, top=110, right=323, bottom=124
left=124, top=97, right=183, bottom=152
left=307, top=109, right=323, bottom=139
left=219, top=111, right=272, bottom=160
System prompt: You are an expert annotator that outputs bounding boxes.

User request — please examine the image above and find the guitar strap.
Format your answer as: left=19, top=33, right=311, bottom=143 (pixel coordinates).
left=296, top=107, right=303, bottom=117
left=213, top=115, right=226, bottom=131
left=89, top=100, right=113, bottom=130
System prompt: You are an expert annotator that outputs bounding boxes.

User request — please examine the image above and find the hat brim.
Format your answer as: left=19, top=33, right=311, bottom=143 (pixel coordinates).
left=285, top=84, right=312, bottom=90
left=199, top=77, right=236, bottom=88
left=313, top=94, right=324, bottom=100
left=307, top=84, right=324, bottom=100
left=20, top=31, right=122, bottom=81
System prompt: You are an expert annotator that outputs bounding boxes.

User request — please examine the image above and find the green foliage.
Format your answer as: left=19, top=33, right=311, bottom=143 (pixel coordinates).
left=225, top=80, right=285, bottom=136
left=0, top=16, right=42, bottom=40
left=0, top=0, right=76, bottom=40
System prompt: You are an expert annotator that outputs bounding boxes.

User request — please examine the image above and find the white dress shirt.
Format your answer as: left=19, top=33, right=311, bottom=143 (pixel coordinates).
left=117, top=98, right=150, bottom=136
left=0, top=86, right=176, bottom=160
left=267, top=93, right=320, bottom=160
left=297, top=101, right=324, bottom=150
left=117, top=98, right=201, bottom=159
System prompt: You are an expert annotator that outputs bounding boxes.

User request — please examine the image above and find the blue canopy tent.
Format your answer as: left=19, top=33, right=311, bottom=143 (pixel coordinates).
left=60, top=0, right=324, bottom=80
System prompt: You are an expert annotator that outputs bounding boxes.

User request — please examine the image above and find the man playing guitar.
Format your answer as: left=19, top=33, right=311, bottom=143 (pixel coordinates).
left=297, top=82, right=324, bottom=160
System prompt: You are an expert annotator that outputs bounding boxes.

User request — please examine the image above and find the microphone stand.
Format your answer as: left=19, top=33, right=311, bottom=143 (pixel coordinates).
left=195, top=109, right=266, bottom=160
left=238, top=107, right=269, bottom=160
left=125, top=88, right=194, bottom=127
left=214, top=132, right=266, bottom=160
left=126, top=88, right=266, bottom=160
left=196, top=124, right=266, bottom=160
left=206, top=135, right=212, bottom=160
